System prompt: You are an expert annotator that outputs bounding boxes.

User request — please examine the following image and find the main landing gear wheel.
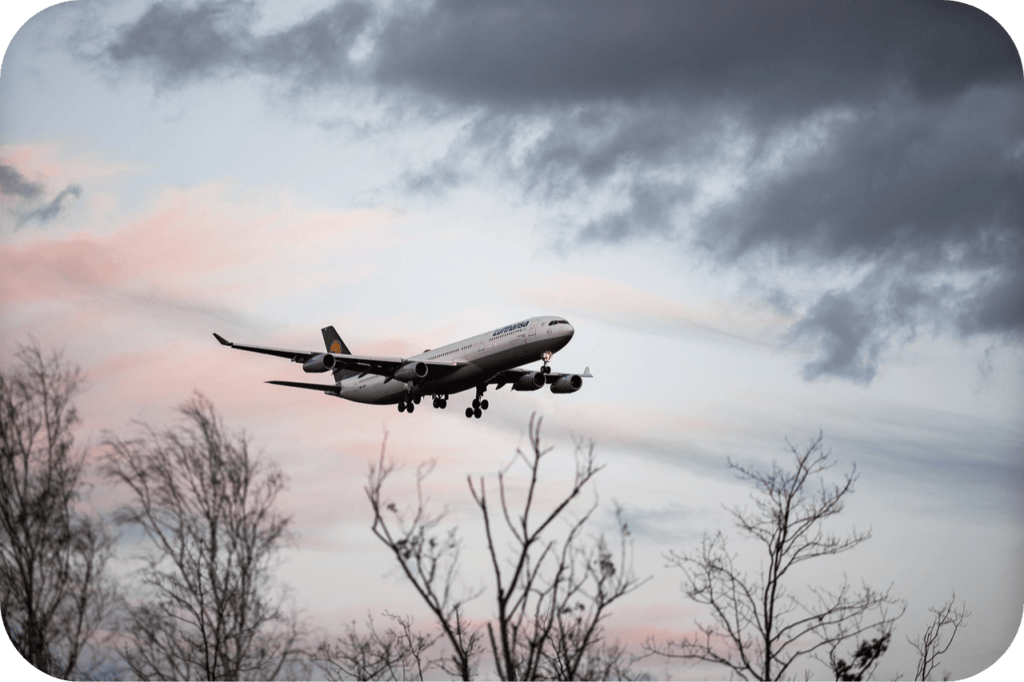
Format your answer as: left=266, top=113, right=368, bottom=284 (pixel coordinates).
left=398, top=402, right=406, bottom=413
left=398, top=401, right=415, bottom=413
left=467, top=387, right=488, bottom=418
left=432, top=395, right=449, bottom=409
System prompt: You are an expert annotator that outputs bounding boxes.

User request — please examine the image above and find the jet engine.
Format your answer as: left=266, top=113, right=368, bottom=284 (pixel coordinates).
left=303, top=353, right=336, bottom=373
left=550, top=374, right=583, bottom=394
left=393, top=361, right=429, bottom=382
left=512, top=371, right=546, bottom=391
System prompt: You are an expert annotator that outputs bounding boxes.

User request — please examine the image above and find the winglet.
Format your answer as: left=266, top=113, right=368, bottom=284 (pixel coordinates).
left=213, top=333, right=233, bottom=347
left=582, top=366, right=593, bottom=377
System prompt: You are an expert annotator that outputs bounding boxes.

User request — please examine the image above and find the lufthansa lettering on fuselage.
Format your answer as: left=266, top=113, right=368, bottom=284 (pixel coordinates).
left=493, top=320, right=529, bottom=337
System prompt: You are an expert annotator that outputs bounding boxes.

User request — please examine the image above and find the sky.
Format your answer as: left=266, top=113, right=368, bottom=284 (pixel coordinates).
left=1, top=1, right=1022, bottom=680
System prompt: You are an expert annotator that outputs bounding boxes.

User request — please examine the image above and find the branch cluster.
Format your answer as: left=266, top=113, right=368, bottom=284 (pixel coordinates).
left=651, top=432, right=904, bottom=681
left=312, top=611, right=437, bottom=681
left=103, top=393, right=303, bottom=680
left=365, top=415, right=648, bottom=680
left=1, top=341, right=118, bottom=679
left=909, top=591, right=969, bottom=681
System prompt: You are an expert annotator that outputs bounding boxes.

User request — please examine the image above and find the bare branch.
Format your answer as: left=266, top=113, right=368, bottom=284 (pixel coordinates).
left=364, top=413, right=648, bottom=681
left=651, top=431, right=904, bottom=681
left=312, top=611, right=439, bottom=681
left=1, top=340, right=119, bottom=679
left=103, top=393, right=305, bottom=680
left=909, top=592, right=969, bottom=681
left=365, top=437, right=483, bottom=681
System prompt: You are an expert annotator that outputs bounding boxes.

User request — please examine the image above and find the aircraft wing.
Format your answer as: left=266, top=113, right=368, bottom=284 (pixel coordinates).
left=213, top=333, right=319, bottom=362
left=489, top=366, right=593, bottom=389
left=214, top=333, right=466, bottom=380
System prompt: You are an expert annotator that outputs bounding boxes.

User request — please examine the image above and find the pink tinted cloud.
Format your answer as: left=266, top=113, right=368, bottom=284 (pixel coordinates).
left=2, top=180, right=395, bottom=311
left=1, top=142, right=139, bottom=189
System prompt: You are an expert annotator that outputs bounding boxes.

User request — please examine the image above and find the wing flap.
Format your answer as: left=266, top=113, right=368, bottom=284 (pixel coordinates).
left=266, top=380, right=342, bottom=395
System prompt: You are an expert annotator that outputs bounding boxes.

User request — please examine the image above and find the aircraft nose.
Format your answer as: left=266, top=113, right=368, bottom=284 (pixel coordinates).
left=566, top=322, right=575, bottom=338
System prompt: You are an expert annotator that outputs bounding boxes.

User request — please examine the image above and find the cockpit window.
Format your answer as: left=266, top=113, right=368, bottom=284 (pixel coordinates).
left=548, top=319, right=569, bottom=326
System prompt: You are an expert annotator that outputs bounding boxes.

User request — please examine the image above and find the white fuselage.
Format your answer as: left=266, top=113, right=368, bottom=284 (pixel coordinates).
left=338, top=316, right=574, bottom=404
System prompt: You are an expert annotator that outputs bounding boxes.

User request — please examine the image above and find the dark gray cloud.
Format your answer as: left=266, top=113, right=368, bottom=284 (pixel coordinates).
left=89, top=0, right=1024, bottom=381
left=0, top=164, right=44, bottom=199
left=18, top=184, right=83, bottom=227
left=100, top=0, right=371, bottom=88
left=2, top=163, right=82, bottom=229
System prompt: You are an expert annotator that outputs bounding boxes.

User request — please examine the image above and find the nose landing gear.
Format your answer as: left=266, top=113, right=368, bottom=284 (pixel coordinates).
left=541, top=350, right=553, bottom=374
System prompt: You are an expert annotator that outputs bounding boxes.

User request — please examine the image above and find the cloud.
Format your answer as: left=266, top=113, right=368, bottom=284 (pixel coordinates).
left=0, top=160, right=82, bottom=229
left=1, top=182, right=393, bottom=338
left=83, top=1, right=1024, bottom=381
left=99, top=0, right=372, bottom=89
left=17, top=183, right=82, bottom=227
left=0, top=164, right=44, bottom=199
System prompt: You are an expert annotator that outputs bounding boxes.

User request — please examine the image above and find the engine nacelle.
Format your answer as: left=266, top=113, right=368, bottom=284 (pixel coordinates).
left=393, top=361, right=428, bottom=382
left=512, top=371, right=546, bottom=391
left=303, top=353, right=336, bottom=373
left=550, top=374, right=583, bottom=394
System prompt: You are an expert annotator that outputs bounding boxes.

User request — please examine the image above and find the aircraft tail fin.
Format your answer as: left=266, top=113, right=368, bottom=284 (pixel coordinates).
left=322, top=326, right=358, bottom=382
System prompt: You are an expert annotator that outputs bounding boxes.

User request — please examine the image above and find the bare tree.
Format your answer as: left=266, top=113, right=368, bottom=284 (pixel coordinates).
left=0, top=340, right=118, bottom=679
left=102, top=393, right=304, bottom=680
left=650, top=432, right=904, bottom=681
left=366, top=441, right=483, bottom=680
left=366, top=414, right=647, bottom=680
left=909, top=592, right=969, bottom=681
left=312, top=611, right=437, bottom=681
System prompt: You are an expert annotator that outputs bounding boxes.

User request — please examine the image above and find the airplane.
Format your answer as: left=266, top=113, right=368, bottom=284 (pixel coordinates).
left=213, top=315, right=592, bottom=419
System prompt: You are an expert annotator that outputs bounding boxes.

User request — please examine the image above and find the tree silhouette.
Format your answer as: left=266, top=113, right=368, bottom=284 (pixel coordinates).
left=365, top=415, right=647, bottom=680
left=103, top=393, right=304, bottom=680
left=650, top=432, right=904, bottom=680
left=909, top=592, right=969, bottom=681
left=1, top=340, right=118, bottom=679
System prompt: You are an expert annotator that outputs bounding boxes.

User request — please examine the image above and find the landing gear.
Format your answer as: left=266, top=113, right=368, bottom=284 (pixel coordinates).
left=432, top=395, right=449, bottom=409
left=541, top=350, right=553, bottom=374
left=466, top=387, right=488, bottom=418
left=398, top=400, right=415, bottom=413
